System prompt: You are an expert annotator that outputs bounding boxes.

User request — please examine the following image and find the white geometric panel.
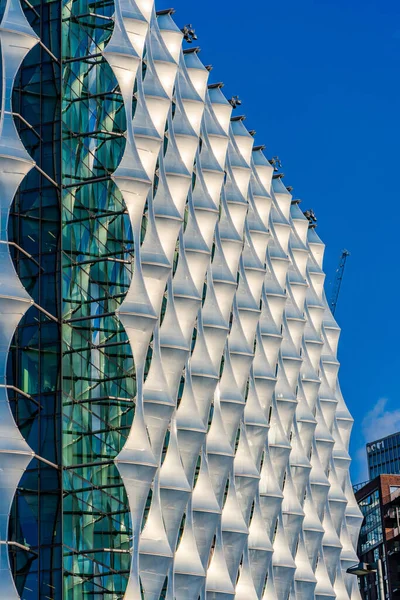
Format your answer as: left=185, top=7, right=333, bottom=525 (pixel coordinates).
left=96, top=3, right=364, bottom=598
left=0, top=0, right=362, bottom=596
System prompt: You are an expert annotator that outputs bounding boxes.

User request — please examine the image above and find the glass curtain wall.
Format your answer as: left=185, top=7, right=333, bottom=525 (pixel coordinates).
left=5, top=0, right=136, bottom=595
left=7, top=0, right=62, bottom=595
left=61, top=0, right=135, bottom=596
left=358, top=490, right=383, bottom=554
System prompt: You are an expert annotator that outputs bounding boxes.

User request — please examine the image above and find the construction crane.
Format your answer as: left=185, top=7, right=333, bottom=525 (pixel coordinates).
left=329, top=250, right=350, bottom=315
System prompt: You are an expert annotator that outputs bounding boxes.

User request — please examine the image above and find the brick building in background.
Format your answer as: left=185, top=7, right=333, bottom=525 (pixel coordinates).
left=355, top=475, right=400, bottom=599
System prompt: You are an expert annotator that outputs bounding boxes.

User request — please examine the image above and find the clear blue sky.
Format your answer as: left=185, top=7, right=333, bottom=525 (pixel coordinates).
left=156, top=0, right=400, bottom=482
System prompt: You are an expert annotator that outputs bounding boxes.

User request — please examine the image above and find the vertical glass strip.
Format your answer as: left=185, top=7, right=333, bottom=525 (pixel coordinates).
left=8, top=0, right=62, bottom=596
left=61, top=0, right=135, bottom=596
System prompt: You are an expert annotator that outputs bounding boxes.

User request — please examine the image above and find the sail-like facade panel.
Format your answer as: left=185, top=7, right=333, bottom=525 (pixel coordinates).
left=0, top=0, right=363, bottom=597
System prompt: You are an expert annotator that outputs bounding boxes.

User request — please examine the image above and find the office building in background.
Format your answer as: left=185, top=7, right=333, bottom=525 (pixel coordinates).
left=367, top=433, right=400, bottom=479
left=0, top=0, right=363, bottom=597
left=355, top=475, right=400, bottom=599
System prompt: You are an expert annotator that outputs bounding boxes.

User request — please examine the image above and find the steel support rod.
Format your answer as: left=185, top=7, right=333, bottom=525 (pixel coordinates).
left=377, top=558, right=385, bottom=600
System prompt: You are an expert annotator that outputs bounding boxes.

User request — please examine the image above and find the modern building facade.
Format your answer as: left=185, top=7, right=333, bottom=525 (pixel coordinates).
left=367, top=433, right=400, bottom=480
left=0, top=0, right=363, bottom=598
left=355, top=475, right=400, bottom=599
